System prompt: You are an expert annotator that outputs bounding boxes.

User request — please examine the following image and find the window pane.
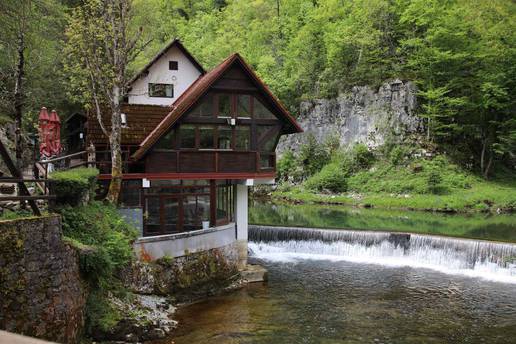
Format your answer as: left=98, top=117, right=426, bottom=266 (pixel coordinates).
left=183, top=195, right=210, bottom=231
left=180, top=124, right=196, bottom=148
left=218, top=94, right=231, bottom=117
left=163, top=197, right=180, bottom=233
left=199, top=126, right=214, bottom=149
left=235, top=126, right=250, bottom=150
left=237, top=94, right=251, bottom=118
left=165, top=84, right=173, bottom=97
left=169, top=61, right=178, bottom=70
left=154, top=130, right=176, bottom=149
left=190, top=94, right=214, bottom=117
left=254, top=97, right=276, bottom=119
left=120, top=180, right=141, bottom=207
left=218, top=126, right=232, bottom=149
left=260, top=154, right=273, bottom=169
left=149, top=83, right=174, bottom=98
left=257, top=125, right=279, bottom=152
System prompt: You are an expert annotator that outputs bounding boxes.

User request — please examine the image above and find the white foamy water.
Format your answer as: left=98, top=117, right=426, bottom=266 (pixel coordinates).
left=249, top=226, right=516, bottom=284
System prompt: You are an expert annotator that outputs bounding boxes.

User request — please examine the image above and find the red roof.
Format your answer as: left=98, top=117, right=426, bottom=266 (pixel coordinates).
left=131, top=53, right=303, bottom=160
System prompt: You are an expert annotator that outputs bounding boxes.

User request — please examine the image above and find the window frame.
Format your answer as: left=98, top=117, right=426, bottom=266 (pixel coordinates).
left=169, top=61, right=178, bottom=70
left=148, top=83, right=174, bottom=98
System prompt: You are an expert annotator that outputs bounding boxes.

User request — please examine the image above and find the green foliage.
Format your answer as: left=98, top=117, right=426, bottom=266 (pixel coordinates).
left=84, top=289, right=123, bottom=333
left=277, top=151, right=297, bottom=182
left=305, top=162, right=347, bottom=193
left=50, top=167, right=99, bottom=206
left=128, top=0, right=515, bottom=176
left=426, top=167, right=444, bottom=195
left=59, top=201, right=137, bottom=287
left=298, top=134, right=331, bottom=178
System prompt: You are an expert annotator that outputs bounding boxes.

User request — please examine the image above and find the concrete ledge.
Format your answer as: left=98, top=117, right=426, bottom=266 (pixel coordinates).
left=241, top=264, right=268, bottom=283
left=0, top=331, right=55, bottom=344
left=134, top=223, right=237, bottom=260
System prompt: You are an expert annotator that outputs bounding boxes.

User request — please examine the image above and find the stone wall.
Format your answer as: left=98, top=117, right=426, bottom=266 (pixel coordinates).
left=0, top=216, right=86, bottom=344
left=126, top=241, right=241, bottom=302
left=278, top=79, right=422, bottom=154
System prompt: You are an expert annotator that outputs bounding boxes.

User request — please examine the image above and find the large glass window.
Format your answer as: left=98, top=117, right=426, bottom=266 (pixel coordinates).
left=218, top=126, right=233, bottom=149
left=120, top=180, right=142, bottom=207
left=183, top=195, right=210, bottom=231
left=180, top=124, right=196, bottom=149
left=190, top=94, right=214, bottom=117
left=199, top=126, right=215, bottom=149
left=218, top=94, right=231, bottom=118
left=154, top=129, right=176, bottom=150
left=216, top=182, right=234, bottom=223
left=237, top=94, right=251, bottom=118
left=149, top=83, right=174, bottom=98
left=254, top=97, right=276, bottom=119
left=235, top=126, right=250, bottom=150
left=257, top=125, right=280, bottom=152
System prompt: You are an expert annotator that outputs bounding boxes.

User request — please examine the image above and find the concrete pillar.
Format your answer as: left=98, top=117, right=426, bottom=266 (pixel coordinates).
left=235, top=183, right=248, bottom=269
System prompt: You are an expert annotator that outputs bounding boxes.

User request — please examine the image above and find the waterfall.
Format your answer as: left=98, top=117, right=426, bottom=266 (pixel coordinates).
left=249, top=225, right=516, bottom=284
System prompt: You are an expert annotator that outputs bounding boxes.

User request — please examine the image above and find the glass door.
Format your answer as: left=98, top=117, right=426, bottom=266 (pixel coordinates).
left=144, top=196, right=161, bottom=236
left=162, top=196, right=182, bottom=234
left=144, top=195, right=183, bottom=236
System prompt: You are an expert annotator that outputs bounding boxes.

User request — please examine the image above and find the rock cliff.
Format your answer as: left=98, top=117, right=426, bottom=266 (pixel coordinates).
left=278, top=79, right=422, bottom=154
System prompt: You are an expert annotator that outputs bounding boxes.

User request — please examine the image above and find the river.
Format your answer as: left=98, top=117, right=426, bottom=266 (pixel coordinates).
left=164, top=203, right=516, bottom=344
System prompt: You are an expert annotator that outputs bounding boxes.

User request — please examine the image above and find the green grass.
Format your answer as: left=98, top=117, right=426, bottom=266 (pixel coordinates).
left=276, top=153, right=516, bottom=214
left=250, top=202, right=516, bottom=243
left=274, top=176, right=516, bottom=214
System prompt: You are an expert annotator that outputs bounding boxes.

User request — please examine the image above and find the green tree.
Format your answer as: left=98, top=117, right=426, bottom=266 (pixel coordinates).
left=64, top=0, right=147, bottom=202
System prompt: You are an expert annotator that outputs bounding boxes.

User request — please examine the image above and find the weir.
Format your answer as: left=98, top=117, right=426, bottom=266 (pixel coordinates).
left=248, top=225, right=516, bottom=284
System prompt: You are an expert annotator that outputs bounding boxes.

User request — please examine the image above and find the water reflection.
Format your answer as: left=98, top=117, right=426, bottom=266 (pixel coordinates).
left=167, top=259, right=516, bottom=344
left=249, top=201, right=516, bottom=242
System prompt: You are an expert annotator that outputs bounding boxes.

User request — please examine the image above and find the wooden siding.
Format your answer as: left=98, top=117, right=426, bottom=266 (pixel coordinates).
left=87, top=104, right=171, bottom=145
left=144, top=150, right=269, bottom=174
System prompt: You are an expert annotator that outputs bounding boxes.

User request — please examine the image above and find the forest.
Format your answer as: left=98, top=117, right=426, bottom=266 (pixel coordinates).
left=0, top=0, right=514, bottom=179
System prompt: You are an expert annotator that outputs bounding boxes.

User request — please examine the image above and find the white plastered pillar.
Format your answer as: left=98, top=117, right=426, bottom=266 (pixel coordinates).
left=235, top=183, right=249, bottom=269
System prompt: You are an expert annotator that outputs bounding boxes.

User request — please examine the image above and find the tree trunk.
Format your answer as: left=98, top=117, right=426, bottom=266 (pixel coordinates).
left=13, top=30, right=25, bottom=167
left=106, top=85, right=123, bottom=204
left=483, top=153, right=493, bottom=180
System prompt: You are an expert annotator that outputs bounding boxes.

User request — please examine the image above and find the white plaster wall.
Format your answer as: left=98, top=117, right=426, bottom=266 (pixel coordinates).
left=128, top=45, right=202, bottom=105
left=235, top=184, right=248, bottom=241
left=133, top=223, right=236, bottom=260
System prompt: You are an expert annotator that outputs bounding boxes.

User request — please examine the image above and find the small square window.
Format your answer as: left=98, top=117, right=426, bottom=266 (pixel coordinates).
left=169, top=61, right=178, bottom=70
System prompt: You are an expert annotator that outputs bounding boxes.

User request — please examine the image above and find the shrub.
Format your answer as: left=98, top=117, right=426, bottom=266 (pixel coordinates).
left=305, top=162, right=348, bottom=193
left=350, top=143, right=375, bottom=170
left=389, top=145, right=411, bottom=166
left=277, top=151, right=297, bottom=181
left=426, top=167, right=444, bottom=194
left=50, top=167, right=99, bottom=206
left=298, top=134, right=331, bottom=178
left=60, top=201, right=137, bottom=286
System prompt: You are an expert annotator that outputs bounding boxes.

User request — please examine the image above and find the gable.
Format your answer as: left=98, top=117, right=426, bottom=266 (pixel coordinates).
left=212, top=65, right=258, bottom=91
left=127, top=40, right=205, bottom=106
left=131, top=53, right=302, bottom=161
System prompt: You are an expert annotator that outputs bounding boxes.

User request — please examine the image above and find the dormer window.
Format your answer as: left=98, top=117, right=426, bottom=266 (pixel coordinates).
left=149, top=83, right=174, bottom=98
left=169, top=61, right=178, bottom=70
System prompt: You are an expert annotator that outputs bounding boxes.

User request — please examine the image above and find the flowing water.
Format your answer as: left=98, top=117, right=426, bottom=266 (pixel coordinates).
left=163, top=204, right=516, bottom=344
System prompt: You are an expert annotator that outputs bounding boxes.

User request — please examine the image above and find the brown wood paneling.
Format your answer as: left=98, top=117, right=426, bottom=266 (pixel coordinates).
left=179, top=151, right=216, bottom=172
left=217, top=152, right=256, bottom=173
left=145, top=151, right=178, bottom=173
left=87, top=104, right=171, bottom=145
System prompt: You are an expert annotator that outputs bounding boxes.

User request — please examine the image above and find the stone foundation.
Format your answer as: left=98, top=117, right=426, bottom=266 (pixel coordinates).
left=126, top=241, right=241, bottom=302
left=0, top=216, right=86, bottom=344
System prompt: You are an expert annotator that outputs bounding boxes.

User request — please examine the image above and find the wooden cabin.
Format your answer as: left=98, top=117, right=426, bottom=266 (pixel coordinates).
left=85, top=39, right=302, bottom=262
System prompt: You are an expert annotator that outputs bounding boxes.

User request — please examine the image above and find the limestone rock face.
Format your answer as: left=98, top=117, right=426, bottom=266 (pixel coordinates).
left=278, top=79, right=421, bottom=154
